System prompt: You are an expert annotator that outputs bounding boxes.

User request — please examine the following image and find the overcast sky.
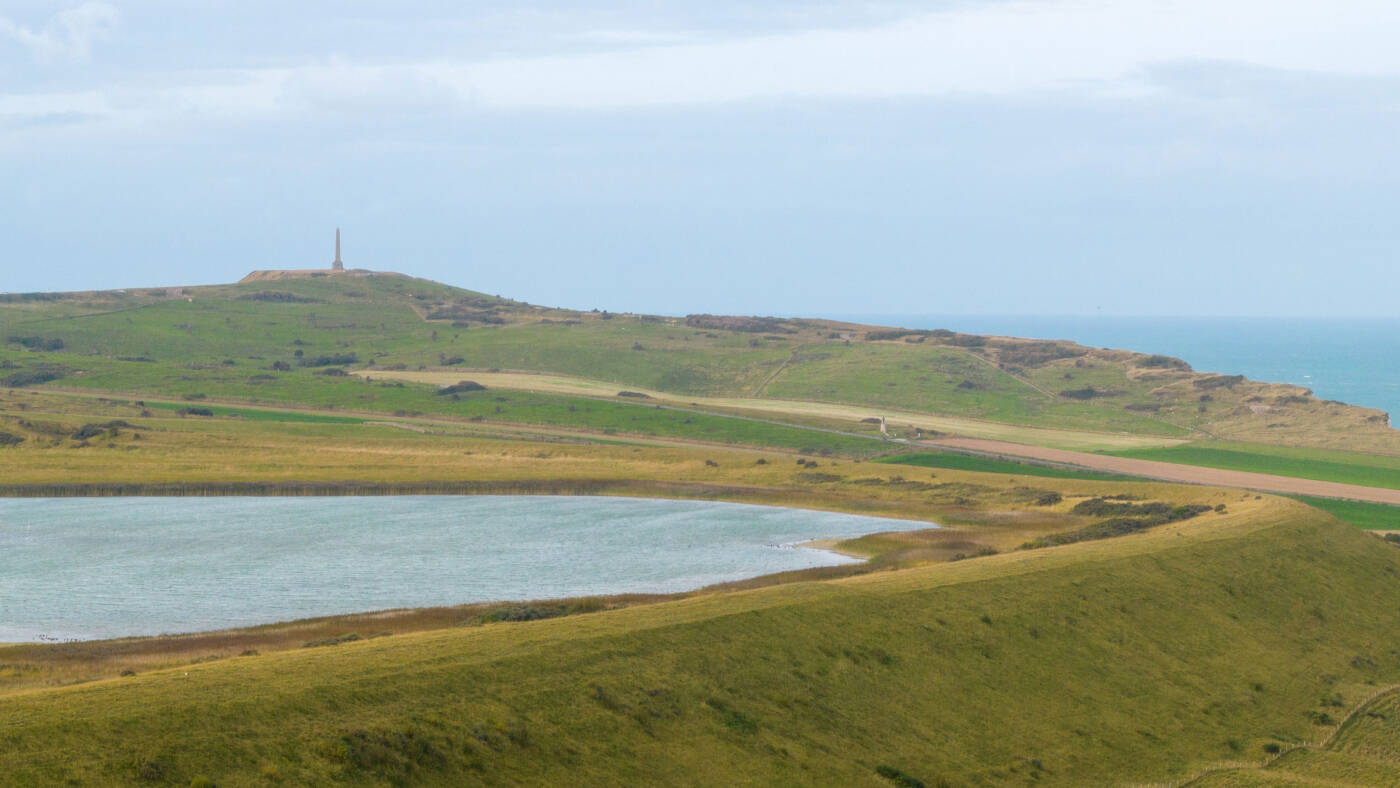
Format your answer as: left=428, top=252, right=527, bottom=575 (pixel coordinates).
left=4, top=1, right=1400, bottom=316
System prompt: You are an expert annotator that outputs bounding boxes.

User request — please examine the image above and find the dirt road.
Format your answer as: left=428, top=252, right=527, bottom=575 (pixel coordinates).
left=925, top=437, right=1400, bottom=505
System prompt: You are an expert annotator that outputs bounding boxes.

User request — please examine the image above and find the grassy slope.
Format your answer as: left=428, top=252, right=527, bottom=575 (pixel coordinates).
left=8, top=272, right=1395, bottom=452
left=3, top=503, right=1399, bottom=786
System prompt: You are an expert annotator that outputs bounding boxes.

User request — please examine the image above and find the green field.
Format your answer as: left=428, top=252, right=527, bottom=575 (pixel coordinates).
left=1294, top=496, right=1400, bottom=530
left=877, top=451, right=1136, bottom=481
left=1112, top=442, right=1400, bottom=490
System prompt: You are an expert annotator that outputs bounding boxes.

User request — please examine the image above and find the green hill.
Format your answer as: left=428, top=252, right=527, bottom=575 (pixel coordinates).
left=3, top=498, right=1399, bottom=786
left=3, top=272, right=1394, bottom=453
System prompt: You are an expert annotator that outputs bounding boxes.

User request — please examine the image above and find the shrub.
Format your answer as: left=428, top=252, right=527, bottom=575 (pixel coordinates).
left=997, top=342, right=1085, bottom=366
left=315, top=368, right=349, bottom=376
left=1194, top=374, right=1245, bottom=390
left=6, top=335, right=64, bottom=351
left=0, top=430, right=23, bottom=447
left=685, top=314, right=794, bottom=334
left=299, top=353, right=358, bottom=367
left=1060, top=387, right=1120, bottom=400
left=303, top=633, right=363, bottom=648
left=617, top=390, right=651, bottom=399
left=1139, top=354, right=1190, bottom=370
left=482, top=605, right=565, bottom=623
left=1263, top=742, right=1281, bottom=754
left=2, top=364, right=69, bottom=387
left=270, top=361, right=291, bottom=371
left=239, top=291, right=319, bottom=303
left=435, top=381, right=486, bottom=396
left=176, top=408, right=214, bottom=417
left=72, top=421, right=130, bottom=440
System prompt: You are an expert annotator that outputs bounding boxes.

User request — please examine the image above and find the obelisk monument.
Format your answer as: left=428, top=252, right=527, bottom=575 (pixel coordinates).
left=332, top=228, right=344, bottom=271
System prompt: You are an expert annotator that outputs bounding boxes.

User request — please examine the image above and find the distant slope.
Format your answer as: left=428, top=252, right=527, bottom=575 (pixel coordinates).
left=2, top=273, right=1396, bottom=453
left=3, top=501, right=1399, bottom=786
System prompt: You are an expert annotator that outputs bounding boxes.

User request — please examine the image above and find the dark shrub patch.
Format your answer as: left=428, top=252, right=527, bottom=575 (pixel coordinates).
left=617, top=390, right=652, bottom=399
left=0, top=431, right=23, bottom=446
left=1022, top=500, right=1213, bottom=549
left=314, top=368, right=349, bottom=376
left=6, top=335, right=64, bottom=351
left=997, top=342, right=1085, bottom=366
left=239, top=291, right=320, bottom=303
left=1139, top=354, right=1190, bottom=370
left=1060, top=387, right=1119, bottom=400
left=686, top=314, right=794, bottom=334
left=2, top=364, right=69, bottom=387
left=300, top=353, right=359, bottom=368
left=303, top=633, right=363, bottom=648
left=436, top=381, right=486, bottom=395
left=176, top=408, right=214, bottom=417
left=72, top=420, right=130, bottom=440
left=1194, top=374, right=1245, bottom=390
left=481, top=605, right=566, bottom=623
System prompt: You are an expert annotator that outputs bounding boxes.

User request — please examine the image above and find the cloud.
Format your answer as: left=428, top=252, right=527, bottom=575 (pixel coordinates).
left=0, top=2, right=119, bottom=62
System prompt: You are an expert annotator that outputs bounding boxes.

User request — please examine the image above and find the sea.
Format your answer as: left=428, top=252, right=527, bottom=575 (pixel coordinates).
left=831, top=315, right=1400, bottom=423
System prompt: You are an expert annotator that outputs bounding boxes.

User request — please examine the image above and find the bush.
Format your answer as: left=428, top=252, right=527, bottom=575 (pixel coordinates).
left=177, top=408, right=214, bottom=417
left=238, top=291, right=319, bottom=303
left=72, top=421, right=130, bottom=440
left=997, top=342, right=1085, bottom=366
left=1139, top=354, right=1190, bottom=369
left=0, top=430, right=23, bottom=447
left=482, top=605, right=565, bottom=623
left=303, top=633, right=363, bottom=648
left=315, top=368, right=349, bottom=376
left=299, top=353, right=359, bottom=367
left=617, top=390, right=652, bottom=399
left=436, top=381, right=485, bottom=396
left=6, top=335, right=64, bottom=351
left=2, top=364, right=68, bottom=387
left=1194, top=374, right=1245, bottom=390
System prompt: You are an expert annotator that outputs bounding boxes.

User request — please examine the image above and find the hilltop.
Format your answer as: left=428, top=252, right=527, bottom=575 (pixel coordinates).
left=1, top=272, right=1393, bottom=454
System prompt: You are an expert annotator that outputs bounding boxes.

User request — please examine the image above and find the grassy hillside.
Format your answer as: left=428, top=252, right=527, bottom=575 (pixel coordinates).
left=3, top=500, right=1399, bottom=786
left=4, top=271, right=1396, bottom=453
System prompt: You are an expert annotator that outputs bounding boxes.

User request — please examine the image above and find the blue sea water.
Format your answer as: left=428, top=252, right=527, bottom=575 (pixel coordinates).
left=833, top=315, right=1400, bottom=423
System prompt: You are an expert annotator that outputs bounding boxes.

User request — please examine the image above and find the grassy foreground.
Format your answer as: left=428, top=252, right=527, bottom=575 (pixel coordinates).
left=3, top=499, right=1400, bottom=786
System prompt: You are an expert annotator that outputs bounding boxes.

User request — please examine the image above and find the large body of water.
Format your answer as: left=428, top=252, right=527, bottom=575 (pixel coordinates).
left=836, top=315, right=1400, bottom=423
left=0, top=496, right=927, bottom=643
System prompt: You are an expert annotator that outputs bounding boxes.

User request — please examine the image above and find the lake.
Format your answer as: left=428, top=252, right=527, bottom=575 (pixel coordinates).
left=0, top=495, right=928, bottom=642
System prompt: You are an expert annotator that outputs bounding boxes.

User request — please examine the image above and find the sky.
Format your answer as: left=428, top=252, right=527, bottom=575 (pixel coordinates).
left=3, top=1, right=1400, bottom=317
